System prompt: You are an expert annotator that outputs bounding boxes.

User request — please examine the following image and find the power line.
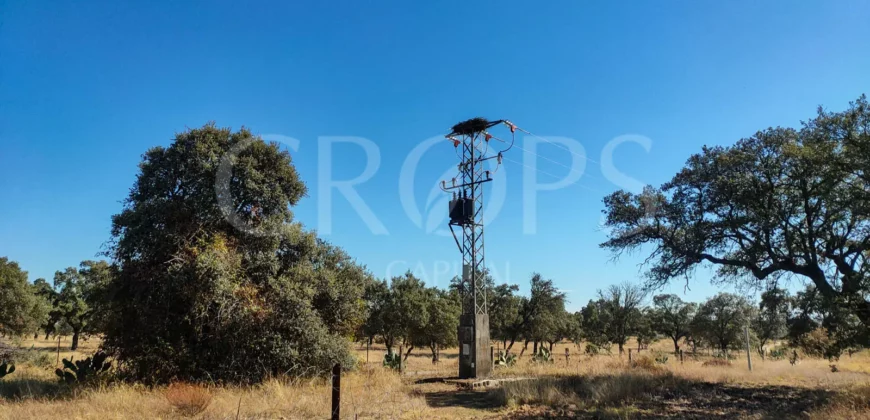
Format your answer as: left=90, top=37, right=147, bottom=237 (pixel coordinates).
left=480, top=134, right=603, bottom=183
left=501, top=156, right=601, bottom=194
left=510, top=143, right=603, bottom=182
left=513, top=125, right=602, bottom=166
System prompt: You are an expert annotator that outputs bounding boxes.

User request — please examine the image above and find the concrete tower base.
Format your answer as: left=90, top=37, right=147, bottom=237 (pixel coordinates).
left=458, top=313, right=491, bottom=378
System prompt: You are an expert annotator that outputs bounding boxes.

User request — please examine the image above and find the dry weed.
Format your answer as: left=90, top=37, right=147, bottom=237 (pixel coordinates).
left=164, top=383, right=212, bottom=417
left=629, top=355, right=662, bottom=372
left=702, top=358, right=732, bottom=367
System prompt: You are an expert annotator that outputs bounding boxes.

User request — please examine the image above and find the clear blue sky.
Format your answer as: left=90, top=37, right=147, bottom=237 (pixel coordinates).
left=1, top=1, right=868, bottom=310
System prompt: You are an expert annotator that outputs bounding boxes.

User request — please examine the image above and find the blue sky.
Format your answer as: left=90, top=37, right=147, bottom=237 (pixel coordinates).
left=1, top=1, right=868, bottom=310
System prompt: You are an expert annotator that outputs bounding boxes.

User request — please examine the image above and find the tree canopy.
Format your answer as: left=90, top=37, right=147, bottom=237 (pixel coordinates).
left=582, top=282, right=646, bottom=354
left=751, top=287, right=790, bottom=355
left=103, top=124, right=372, bottom=383
left=692, top=293, right=753, bottom=355
left=601, top=95, right=870, bottom=334
left=650, top=294, right=696, bottom=353
left=0, top=257, right=50, bottom=337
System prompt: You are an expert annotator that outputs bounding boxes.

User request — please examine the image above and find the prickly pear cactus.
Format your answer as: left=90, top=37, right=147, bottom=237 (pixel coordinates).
left=0, top=362, right=15, bottom=379
left=531, top=347, right=553, bottom=363
left=494, top=351, right=517, bottom=367
left=55, top=351, right=112, bottom=384
left=383, top=352, right=402, bottom=370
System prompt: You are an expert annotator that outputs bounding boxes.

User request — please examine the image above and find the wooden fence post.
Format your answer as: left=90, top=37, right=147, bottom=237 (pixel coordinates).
left=679, top=349, right=684, bottom=364
left=744, top=324, right=752, bottom=371
left=55, top=336, right=61, bottom=367
left=565, top=348, right=569, bottom=364
left=628, top=348, right=632, bottom=363
left=331, top=364, right=341, bottom=420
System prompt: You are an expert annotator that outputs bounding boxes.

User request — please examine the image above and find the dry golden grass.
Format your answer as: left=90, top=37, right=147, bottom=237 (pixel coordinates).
left=807, top=384, right=870, bottom=419
left=701, top=358, right=732, bottom=367
left=0, top=365, right=434, bottom=419
left=0, top=337, right=869, bottom=419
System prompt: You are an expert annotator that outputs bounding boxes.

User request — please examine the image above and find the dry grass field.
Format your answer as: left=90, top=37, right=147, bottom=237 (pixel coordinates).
left=1, top=336, right=869, bottom=419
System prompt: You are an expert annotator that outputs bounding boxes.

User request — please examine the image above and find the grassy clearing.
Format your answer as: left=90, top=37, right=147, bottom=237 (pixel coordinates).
left=1, top=337, right=869, bottom=419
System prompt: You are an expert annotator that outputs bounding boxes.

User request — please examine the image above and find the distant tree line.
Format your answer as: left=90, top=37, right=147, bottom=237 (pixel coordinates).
left=357, top=272, right=864, bottom=363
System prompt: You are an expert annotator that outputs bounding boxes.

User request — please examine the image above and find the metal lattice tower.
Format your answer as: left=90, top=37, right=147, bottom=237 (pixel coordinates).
left=443, top=118, right=513, bottom=378
left=456, top=131, right=488, bottom=315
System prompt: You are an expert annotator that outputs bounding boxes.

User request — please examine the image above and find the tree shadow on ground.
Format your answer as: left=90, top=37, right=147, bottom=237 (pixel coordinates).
left=491, top=372, right=837, bottom=419
left=423, top=389, right=503, bottom=411
left=0, top=377, right=66, bottom=401
left=414, top=377, right=458, bottom=385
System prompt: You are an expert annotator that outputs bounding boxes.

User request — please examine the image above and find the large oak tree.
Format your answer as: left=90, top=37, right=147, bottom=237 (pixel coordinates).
left=104, top=124, right=372, bottom=383
left=601, top=95, right=870, bottom=335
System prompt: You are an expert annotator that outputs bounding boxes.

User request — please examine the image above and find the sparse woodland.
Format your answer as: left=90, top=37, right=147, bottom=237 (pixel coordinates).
left=1, top=96, right=870, bottom=418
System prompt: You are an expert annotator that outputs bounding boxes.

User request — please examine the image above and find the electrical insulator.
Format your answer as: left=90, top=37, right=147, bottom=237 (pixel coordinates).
left=497, top=152, right=503, bottom=164
left=486, top=170, right=491, bottom=180
left=452, top=178, right=456, bottom=187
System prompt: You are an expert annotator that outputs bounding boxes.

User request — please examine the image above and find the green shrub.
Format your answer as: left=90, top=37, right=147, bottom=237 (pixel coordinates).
left=768, top=347, right=787, bottom=360
left=13, top=348, right=54, bottom=368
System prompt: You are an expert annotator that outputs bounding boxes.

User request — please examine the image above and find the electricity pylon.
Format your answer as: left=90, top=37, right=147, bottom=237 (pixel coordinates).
left=443, top=117, right=514, bottom=378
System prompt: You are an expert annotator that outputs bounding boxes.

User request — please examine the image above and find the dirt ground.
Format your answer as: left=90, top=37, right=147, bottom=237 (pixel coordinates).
left=359, top=338, right=870, bottom=419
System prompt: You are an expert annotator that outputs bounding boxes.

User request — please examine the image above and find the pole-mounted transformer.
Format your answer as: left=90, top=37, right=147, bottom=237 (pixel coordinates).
left=441, top=117, right=515, bottom=379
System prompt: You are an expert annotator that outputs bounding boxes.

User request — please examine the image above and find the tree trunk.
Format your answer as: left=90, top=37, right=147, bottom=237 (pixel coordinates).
left=430, top=343, right=438, bottom=363
left=549, top=341, right=554, bottom=352
left=519, top=340, right=530, bottom=357
left=384, top=336, right=394, bottom=355
left=673, top=338, right=680, bottom=354
left=618, top=342, right=624, bottom=355
left=506, top=336, right=516, bottom=351
left=403, top=345, right=414, bottom=361
left=71, top=330, right=80, bottom=351
left=533, top=341, right=538, bottom=354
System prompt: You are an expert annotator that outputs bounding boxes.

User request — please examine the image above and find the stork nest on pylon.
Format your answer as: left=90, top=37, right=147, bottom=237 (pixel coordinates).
left=450, top=117, right=492, bottom=136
